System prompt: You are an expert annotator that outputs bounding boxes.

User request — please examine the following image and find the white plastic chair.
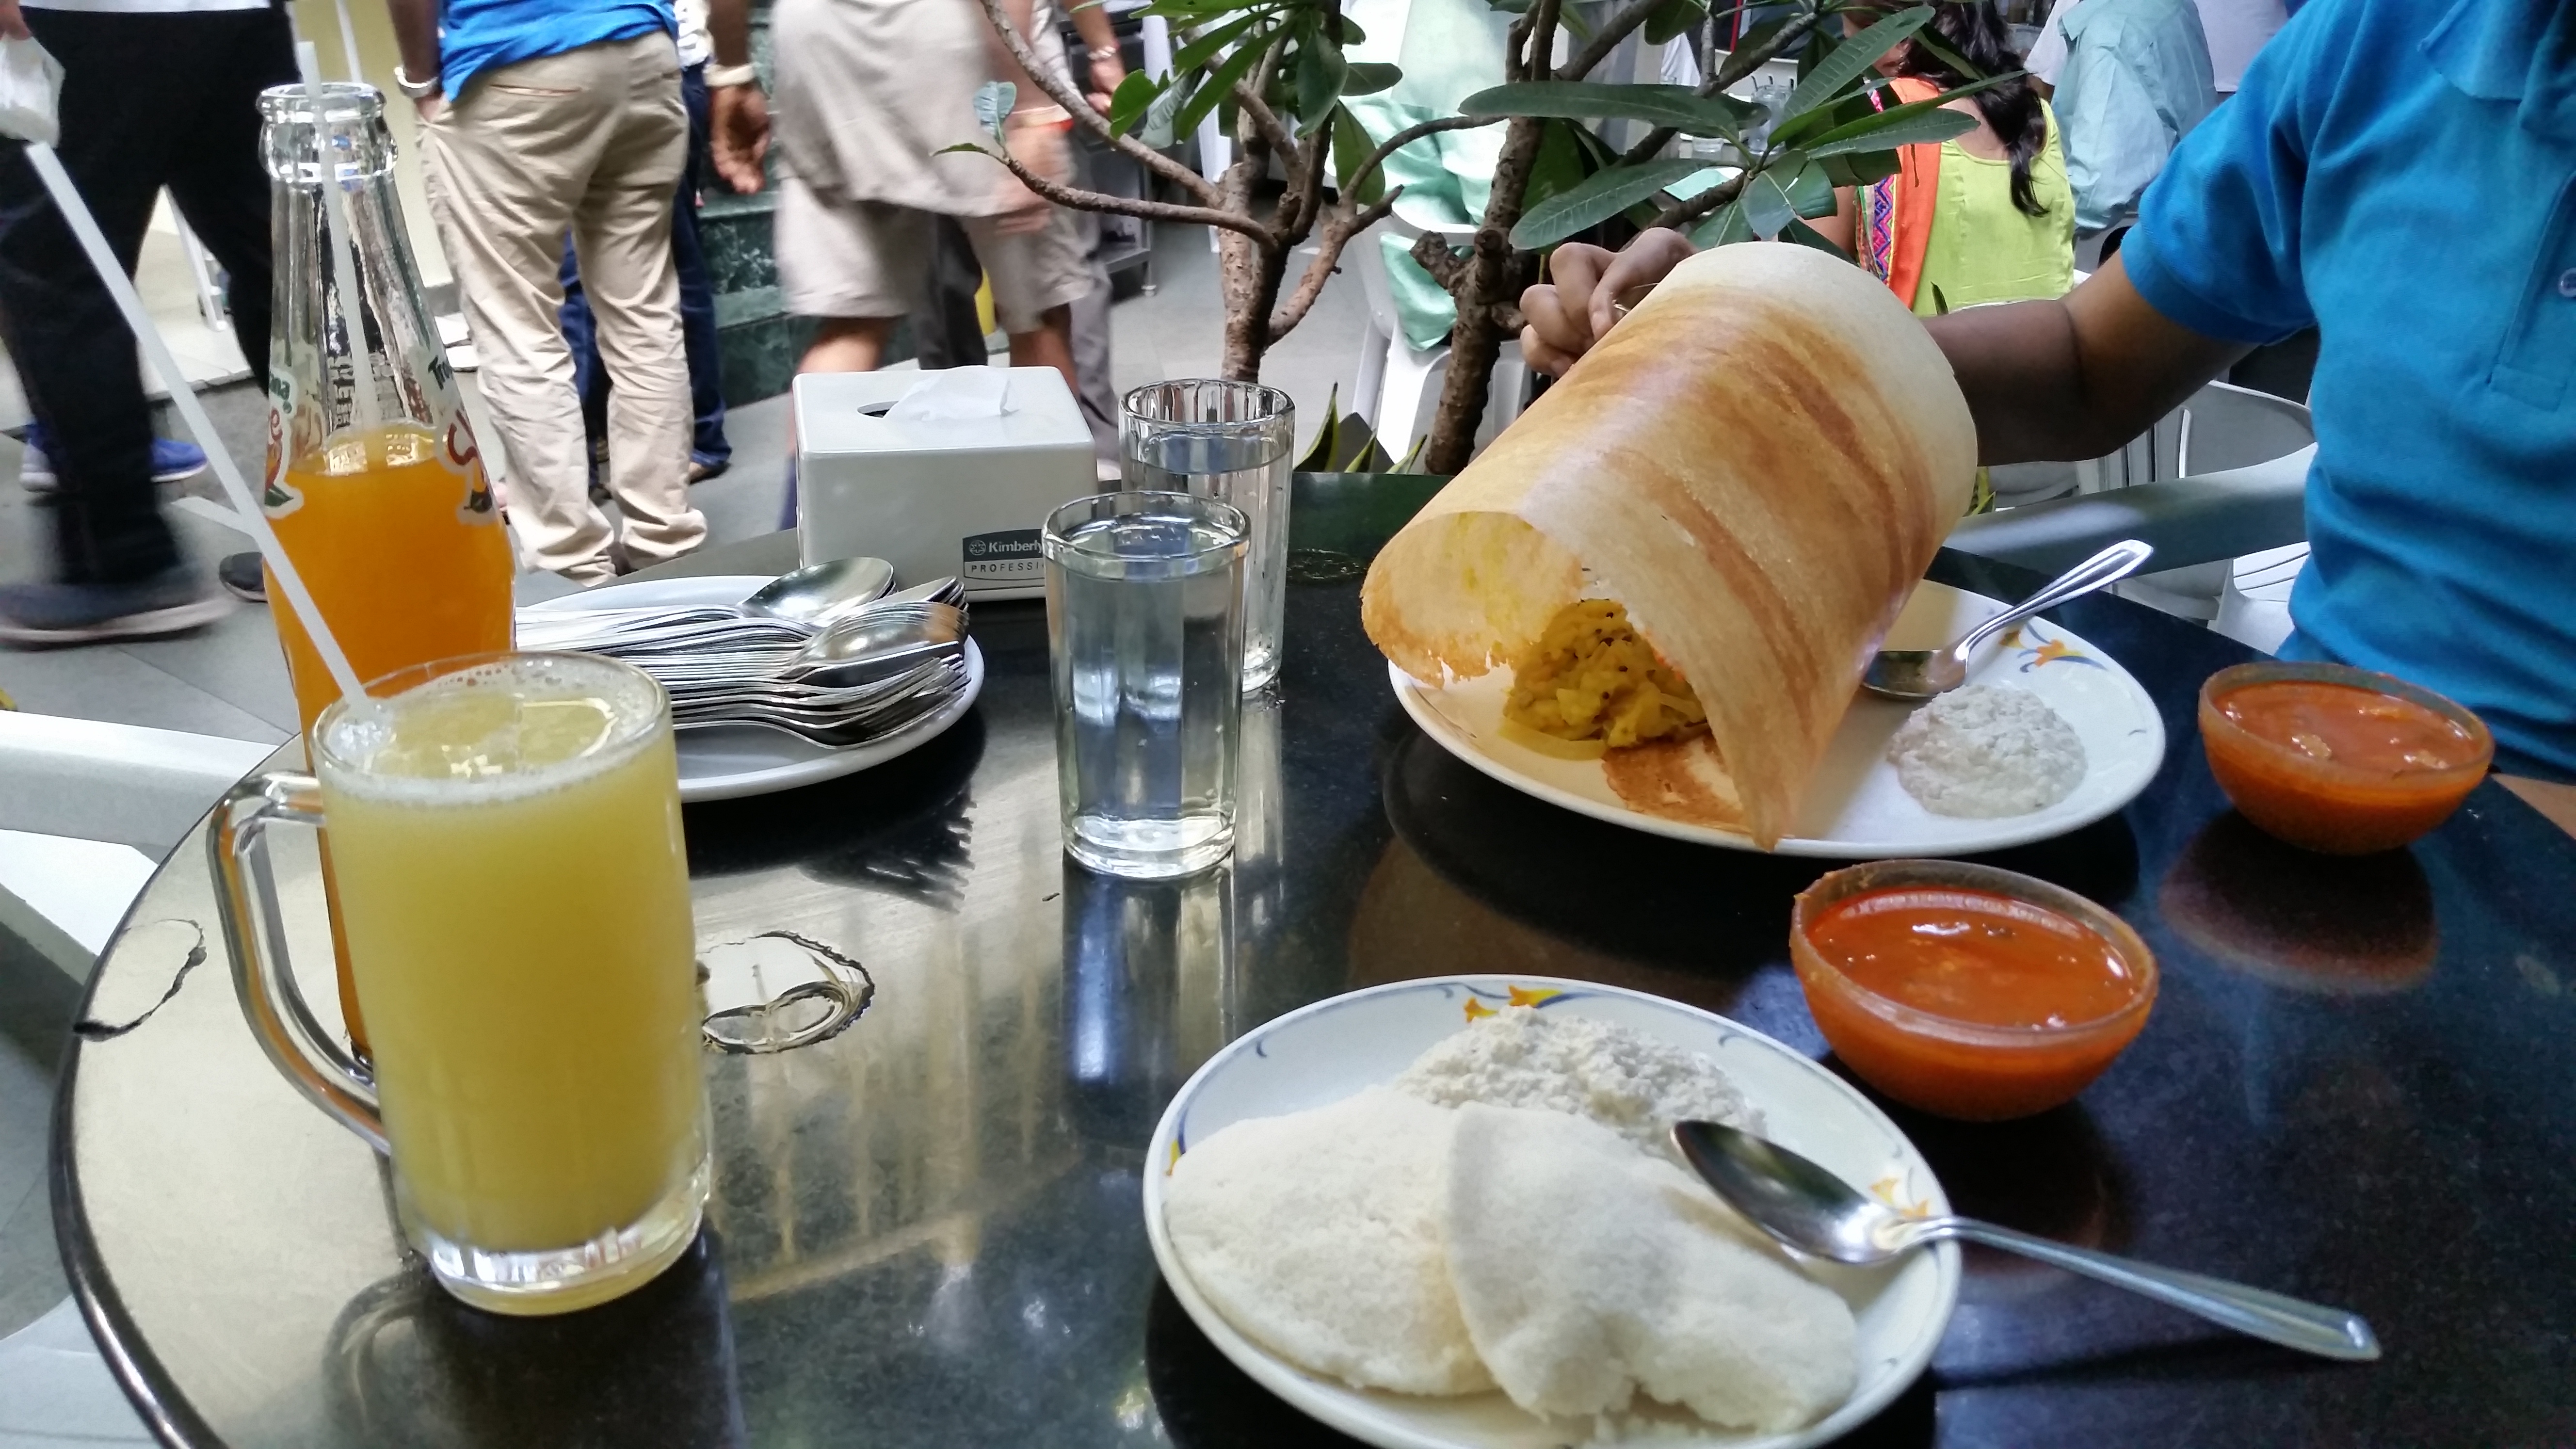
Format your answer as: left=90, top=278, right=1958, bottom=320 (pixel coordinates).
left=2077, top=381, right=2315, bottom=622
left=1347, top=217, right=1530, bottom=465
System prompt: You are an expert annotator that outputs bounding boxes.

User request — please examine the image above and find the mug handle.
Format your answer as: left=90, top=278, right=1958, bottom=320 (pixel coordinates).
left=209, top=772, right=388, bottom=1154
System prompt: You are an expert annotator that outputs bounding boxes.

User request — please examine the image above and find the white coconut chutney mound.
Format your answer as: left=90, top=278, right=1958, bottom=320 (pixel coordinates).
left=1887, top=683, right=2087, bottom=817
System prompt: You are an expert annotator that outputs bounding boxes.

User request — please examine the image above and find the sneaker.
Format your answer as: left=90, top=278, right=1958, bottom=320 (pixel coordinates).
left=217, top=551, right=268, bottom=603
left=0, top=565, right=233, bottom=646
left=20, top=428, right=212, bottom=493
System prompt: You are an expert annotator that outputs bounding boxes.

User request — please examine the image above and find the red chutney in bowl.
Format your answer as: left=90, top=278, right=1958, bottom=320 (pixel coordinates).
left=1792, top=861, right=2157, bottom=1121
left=2198, top=662, right=2491, bottom=854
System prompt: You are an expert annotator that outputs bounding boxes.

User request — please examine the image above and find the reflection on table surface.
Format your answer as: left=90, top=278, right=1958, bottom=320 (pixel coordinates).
left=51, top=534, right=2576, bottom=1449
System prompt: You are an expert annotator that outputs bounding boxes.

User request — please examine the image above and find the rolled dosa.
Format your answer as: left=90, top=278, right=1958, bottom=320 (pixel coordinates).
left=1362, top=242, right=1976, bottom=847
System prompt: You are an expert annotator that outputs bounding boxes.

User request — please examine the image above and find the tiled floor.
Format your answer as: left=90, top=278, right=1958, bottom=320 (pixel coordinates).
left=0, top=218, right=1379, bottom=1358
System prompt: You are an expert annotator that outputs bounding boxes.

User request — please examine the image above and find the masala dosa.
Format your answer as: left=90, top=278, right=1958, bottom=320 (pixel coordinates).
left=1362, top=242, right=1976, bottom=847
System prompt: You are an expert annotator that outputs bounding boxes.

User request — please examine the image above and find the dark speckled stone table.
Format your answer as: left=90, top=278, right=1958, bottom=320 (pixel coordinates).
left=51, top=480, right=2576, bottom=1448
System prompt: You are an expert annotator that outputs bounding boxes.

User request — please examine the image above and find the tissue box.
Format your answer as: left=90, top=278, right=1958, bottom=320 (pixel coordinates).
left=794, top=367, right=1098, bottom=601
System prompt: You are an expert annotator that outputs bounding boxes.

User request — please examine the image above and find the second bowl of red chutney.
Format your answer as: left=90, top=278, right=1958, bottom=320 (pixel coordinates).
left=2198, top=661, right=2491, bottom=854
left=1791, top=860, right=2157, bottom=1121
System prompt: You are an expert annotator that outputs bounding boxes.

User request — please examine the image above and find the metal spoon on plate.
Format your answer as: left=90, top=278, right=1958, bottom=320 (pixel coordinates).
left=1671, top=1120, right=2380, bottom=1361
left=1862, top=539, right=2154, bottom=702
left=515, top=556, right=897, bottom=649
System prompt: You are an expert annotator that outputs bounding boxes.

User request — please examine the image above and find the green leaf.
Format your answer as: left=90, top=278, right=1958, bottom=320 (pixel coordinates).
left=1342, top=61, right=1401, bottom=96
left=1510, top=158, right=1721, bottom=248
left=1486, top=0, right=1531, bottom=12
left=1689, top=199, right=1754, bottom=247
left=1790, top=76, right=2002, bottom=153
left=1107, top=69, right=1161, bottom=135
left=1740, top=169, right=1795, bottom=239
left=1781, top=157, right=1836, bottom=217
left=1522, top=117, right=1594, bottom=210
left=1167, top=12, right=1263, bottom=77
left=934, top=141, right=994, bottom=156
left=1330, top=103, right=1385, bottom=204
left=1295, top=33, right=1347, bottom=132
left=1142, top=78, right=1184, bottom=146
left=1783, top=6, right=1929, bottom=120
left=1643, top=0, right=1705, bottom=46
left=973, top=80, right=1016, bottom=139
left=1779, top=213, right=1849, bottom=259
left=1799, top=102, right=1974, bottom=157
left=1297, top=386, right=1344, bottom=470
left=1818, top=147, right=1902, bottom=187
left=1175, top=33, right=1270, bottom=137
left=1461, top=80, right=1755, bottom=136
left=1929, top=281, right=1952, bottom=315
left=1909, top=26, right=1989, bottom=82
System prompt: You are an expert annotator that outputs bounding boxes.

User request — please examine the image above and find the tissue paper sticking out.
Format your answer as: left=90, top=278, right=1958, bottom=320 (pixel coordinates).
left=888, top=367, right=1014, bottom=424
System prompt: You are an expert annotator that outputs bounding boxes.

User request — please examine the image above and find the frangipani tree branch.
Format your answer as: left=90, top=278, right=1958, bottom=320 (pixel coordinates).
left=967, top=0, right=1218, bottom=203
left=1270, top=193, right=1400, bottom=340
left=1234, top=77, right=1303, bottom=167
left=965, top=140, right=1275, bottom=242
left=1347, top=113, right=1503, bottom=199
left=1559, top=0, right=1679, bottom=82
left=1651, top=166, right=1748, bottom=229
left=1614, top=8, right=1820, bottom=167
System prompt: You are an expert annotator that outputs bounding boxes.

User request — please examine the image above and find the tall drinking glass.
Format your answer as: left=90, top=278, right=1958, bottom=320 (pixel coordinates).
left=1120, top=381, right=1292, bottom=691
left=212, top=653, right=709, bottom=1316
left=1045, top=491, right=1249, bottom=879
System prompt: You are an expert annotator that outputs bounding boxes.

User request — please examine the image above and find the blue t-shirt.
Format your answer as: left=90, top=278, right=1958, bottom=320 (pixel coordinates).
left=2122, top=0, right=2576, bottom=780
left=440, top=0, right=675, bottom=97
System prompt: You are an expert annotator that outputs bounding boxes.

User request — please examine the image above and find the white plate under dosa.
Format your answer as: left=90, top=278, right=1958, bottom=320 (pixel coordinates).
left=1143, top=976, right=1959, bottom=1449
left=522, top=575, right=982, bottom=803
left=1391, top=580, right=2165, bottom=857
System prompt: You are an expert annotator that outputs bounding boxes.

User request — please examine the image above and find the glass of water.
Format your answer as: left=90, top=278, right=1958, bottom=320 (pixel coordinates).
left=1120, top=381, right=1293, bottom=691
left=1044, top=491, right=1250, bottom=879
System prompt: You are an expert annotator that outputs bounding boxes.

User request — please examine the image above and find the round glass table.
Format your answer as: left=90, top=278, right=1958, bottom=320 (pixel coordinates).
left=51, top=526, right=2576, bottom=1448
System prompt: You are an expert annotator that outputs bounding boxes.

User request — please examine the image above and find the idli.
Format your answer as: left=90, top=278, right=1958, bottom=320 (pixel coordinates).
left=1443, top=1102, right=1857, bottom=1431
left=1163, top=1087, right=1492, bottom=1395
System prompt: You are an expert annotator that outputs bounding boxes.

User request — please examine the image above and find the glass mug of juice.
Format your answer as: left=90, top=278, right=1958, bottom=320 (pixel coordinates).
left=211, top=653, right=708, bottom=1315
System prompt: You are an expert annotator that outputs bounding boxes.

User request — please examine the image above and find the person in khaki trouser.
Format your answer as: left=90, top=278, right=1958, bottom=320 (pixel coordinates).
left=385, top=1, right=707, bottom=582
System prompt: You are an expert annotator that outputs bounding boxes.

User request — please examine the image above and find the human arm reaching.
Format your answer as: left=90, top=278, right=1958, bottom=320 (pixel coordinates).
left=1518, top=232, right=2246, bottom=465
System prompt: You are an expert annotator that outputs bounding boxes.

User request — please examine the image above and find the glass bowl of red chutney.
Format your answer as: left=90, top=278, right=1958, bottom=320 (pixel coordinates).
left=1791, top=860, right=2157, bottom=1121
left=2198, top=661, right=2492, bottom=855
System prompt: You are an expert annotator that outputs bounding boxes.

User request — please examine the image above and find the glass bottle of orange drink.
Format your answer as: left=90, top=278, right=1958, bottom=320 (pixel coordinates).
left=257, top=84, right=516, bottom=1054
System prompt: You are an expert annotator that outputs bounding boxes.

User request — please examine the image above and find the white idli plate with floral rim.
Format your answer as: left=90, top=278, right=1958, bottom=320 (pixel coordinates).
left=1142, top=977, right=1959, bottom=1449
left=1391, top=580, right=2165, bottom=858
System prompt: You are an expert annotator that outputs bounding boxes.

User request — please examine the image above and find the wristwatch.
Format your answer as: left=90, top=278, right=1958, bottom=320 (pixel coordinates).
left=391, top=63, right=442, bottom=101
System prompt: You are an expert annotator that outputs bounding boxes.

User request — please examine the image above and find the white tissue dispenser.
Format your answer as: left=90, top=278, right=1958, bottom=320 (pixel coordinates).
left=793, top=367, right=1097, bottom=601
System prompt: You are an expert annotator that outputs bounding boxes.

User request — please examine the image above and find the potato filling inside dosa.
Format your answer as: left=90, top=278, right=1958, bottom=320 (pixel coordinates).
left=1502, top=600, right=1707, bottom=751
left=1362, top=243, right=1977, bottom=846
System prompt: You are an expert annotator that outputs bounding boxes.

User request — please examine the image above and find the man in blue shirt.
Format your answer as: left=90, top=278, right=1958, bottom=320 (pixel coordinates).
left=386, top=0, right=708, bottom=581
left=1522, top=0, right=2576, bottom=823
left=2047, top=0, right=2218, bottom=235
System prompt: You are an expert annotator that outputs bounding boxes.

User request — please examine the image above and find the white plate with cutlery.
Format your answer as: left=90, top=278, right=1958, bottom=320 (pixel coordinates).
left=522, top=575, right=983, bottom=802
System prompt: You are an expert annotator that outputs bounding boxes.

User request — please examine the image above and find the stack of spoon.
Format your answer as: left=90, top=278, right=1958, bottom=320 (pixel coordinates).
left=514, top=558, right=973, bottom=747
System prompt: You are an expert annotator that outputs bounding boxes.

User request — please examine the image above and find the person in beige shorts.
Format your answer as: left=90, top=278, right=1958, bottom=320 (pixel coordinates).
left=386, top=1, right=709, bottom=583
left=751, top=0, right=1092, bottom=394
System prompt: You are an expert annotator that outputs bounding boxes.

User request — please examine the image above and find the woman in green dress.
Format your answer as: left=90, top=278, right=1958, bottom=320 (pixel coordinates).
left=1815, top=1, right=2077, bottom=320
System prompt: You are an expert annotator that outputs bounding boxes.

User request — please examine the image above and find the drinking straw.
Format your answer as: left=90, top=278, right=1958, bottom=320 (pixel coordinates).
left=23, top=144, right=369, bottom=706
left=328, top=0, right=365, bottom=86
